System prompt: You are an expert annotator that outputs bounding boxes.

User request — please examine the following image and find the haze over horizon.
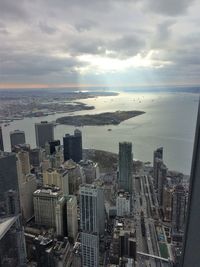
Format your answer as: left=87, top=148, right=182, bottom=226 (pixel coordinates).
left=0, top=0, right=200, bottom=89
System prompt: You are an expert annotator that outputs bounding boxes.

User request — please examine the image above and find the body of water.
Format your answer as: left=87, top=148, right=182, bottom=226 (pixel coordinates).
left=1, top=92, right=198, bottom=175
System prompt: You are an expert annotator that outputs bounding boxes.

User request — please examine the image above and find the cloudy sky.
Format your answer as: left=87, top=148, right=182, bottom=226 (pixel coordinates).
left=0, top=0, right=200, bottom=88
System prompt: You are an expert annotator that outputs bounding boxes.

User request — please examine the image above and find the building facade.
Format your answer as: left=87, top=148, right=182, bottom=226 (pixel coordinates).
left=116, top=191, right=131, bottom=217
left=0, top=126, right=4, bottom=151
left=63, top=129, right=82, bottom=163
left=10, top=130, right=26, bottom=151
left=35, top=121, right=54, bottom=148
left=118, top=142, right=133, bottom=194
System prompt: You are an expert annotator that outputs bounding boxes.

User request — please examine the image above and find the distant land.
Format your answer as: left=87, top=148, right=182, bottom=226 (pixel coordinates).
left=56, top=110, right=145, bottom=126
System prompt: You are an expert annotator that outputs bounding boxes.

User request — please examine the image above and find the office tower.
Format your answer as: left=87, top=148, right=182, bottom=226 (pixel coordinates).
left=0, top=126, right=4, bottom=151
left=49, top=140, right=60, bottom=155
left=153, top=147, right=163, bottom=189
left=81, top=232, right=99, bottom=267
left=66, top=195, right=78, bottom=241
left=5, top=189, right=19, bottom=215
left=64, top=160, right=83, bottom=194
left=10, top=130, right=26, bottom=151
left=17, top=150, right=31, bottom=176
left=116, top=191, right=131, bottom=217
left=80, top=184, right=104, bottom=267
left=157, top=162, right=167, bottom=206
left=80, top=184, right=105, bottom=234
left=43, top=167, right=69, bottom=195
left=162, top=186, right=173, bottom=222
left=118, top=142, right=133, bottom=194
left=33, top=186, right=63, bottom=228
left=29, top=148, right=42, bottom=167
left=55, top=196, right=67, bottom=236
left=0, top=152, right=19, bottom=203
left=63, top=129, right=82, bottom=163
left=79, top=160, right=100, bottom=184
left=35, top=121, right=54, bottom=148
left=172, top=184, right=187, bottom=240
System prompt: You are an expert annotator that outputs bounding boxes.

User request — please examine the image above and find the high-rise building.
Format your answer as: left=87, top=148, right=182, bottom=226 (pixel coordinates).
left=162, top=186, right=173, bottom=222
left=35, top=121, right=54, bottom=148
left=80, top=184, right=105, bottom=234
left=0, top=152, right=19, bottom=203
left=157, top=162, right=167, bottom=206
left=116, top=190, right=131, bottom=217
left=118, top=142, right=133, bottom=194
left=10, top=130, right=26, bottom=151
left=43, top=167, right=69, bottom=196
left=63, top=129, right=82, bottom=163
left=181, top=102, right=200, bottom=267
left=80, top=184, right=104, bottom=267
left=48, top=140, right=61, bottom=155
left=33, top=186, right=63, bottom=228
left=29, top=148, right=42, bottom=167
left=0, top=126, right=4, bottom=151
left=153, top=147, right=163, bottom=189
left=66, top=195, right=78, bottom=241
left=17, top=150, right=31, bottom=176
left=172, top=184, right=187, bottom=241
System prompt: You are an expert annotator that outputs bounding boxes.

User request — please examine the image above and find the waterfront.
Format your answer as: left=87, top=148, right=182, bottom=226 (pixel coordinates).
left=1, top=91, right=198, bottom=174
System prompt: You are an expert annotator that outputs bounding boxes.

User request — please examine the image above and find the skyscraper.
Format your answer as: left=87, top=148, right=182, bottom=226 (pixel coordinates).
left=63, top=129, right=82, bottom=163
left=153, top=147, right=163, bottom=189
left=181, top=102, right=200, bottom=267
left=80, top=184, right=105, bottom=267
left=0, top=152, right=19, bottom=203
left=172, top=184, right=187, bottom=240
left=118, top=142, right=133, bottom=194
left=157, top=162, right=167, bottom=206
left=35, top=121, right=54, bottom=148
left=0, top=126, right=4, bottom=151
left=10, top=130, right=26, bottom=151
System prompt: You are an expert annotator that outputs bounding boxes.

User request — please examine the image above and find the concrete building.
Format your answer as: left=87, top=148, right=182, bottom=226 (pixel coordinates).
left=172, top=184, right=187, bottom=241
left=64, top=160, right=83, bottom=194
left=33, top=186, right=63, bottom=228
left=63, top=129, right=82, bottom=163
left=118, top=142, right=133, bottom=194
left=35, top=121, right=54, bottom=148
left=79, top=160, right=100, bottom=184
left=181, top=101, right=200, bottom=266
left=55, top=196, right=66, bottom=236
left=0, top=126, right=4, bottom=151
left=10, top=130, right=26, bottom=151
left=162, top=186, right=173, bottom=222
left=116, top=191, right=131, bottom=217
left=19, top=174, right=37, bottom=222
left=43, top=167, right=69, bottom=195
left=17, top=150, right=31, bottom=176
left=66, top=195, right=78, bottom=241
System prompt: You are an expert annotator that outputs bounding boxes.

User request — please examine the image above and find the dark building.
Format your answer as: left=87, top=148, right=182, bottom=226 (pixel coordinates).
left=0, top=126, right=4, bottom=151
left=181, top=102, right=200, bottom=267
left=35, top=121, right=54, bottom=148
left=63, top=129, right=82, bottom=163
left=10, top=130, right=26, bottom=151
left=49, top=140, right=60, bottom=155
left=29, top=148, right=41, bottom=167
left=0, top=152, right=19, bottom=203
left=153, top=147, right=163, bottom=189
left=171, top=184, right=187, bottom=242
left=118, top=142, right=133, bottom=194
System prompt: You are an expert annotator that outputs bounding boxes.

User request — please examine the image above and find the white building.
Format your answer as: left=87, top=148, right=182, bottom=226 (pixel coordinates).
left=116, top=191, right=131, bottom=217
left=81, top=232, right=99, bottom=267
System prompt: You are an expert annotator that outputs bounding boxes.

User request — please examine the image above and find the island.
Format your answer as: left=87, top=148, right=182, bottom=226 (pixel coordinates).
left=56, top=110, right=145, bottom=126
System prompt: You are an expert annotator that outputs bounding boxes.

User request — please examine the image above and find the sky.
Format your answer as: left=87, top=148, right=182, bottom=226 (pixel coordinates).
left=0, top=0, right=200, bottom=88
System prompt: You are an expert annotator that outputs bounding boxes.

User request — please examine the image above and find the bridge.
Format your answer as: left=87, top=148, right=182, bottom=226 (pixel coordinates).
left=137, top=251, right=170, bottom=262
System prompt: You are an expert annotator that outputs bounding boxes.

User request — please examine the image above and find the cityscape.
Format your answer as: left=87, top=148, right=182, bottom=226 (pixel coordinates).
left=0, top=98, right=199, bottom=266
left=1, top=0, right=200, bottom=266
